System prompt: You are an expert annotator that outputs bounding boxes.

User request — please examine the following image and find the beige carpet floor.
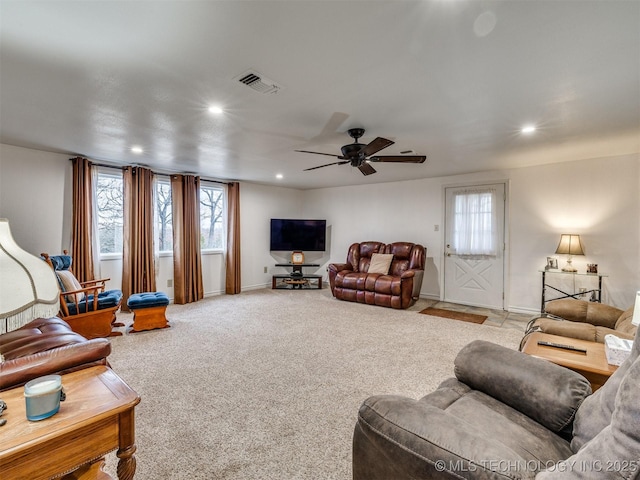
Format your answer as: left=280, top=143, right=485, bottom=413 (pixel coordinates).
left=103, top=289, right=524, bottom=479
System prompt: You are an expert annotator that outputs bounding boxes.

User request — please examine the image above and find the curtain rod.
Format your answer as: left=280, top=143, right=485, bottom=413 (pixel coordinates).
left=70, top=158, right=231, bottom=185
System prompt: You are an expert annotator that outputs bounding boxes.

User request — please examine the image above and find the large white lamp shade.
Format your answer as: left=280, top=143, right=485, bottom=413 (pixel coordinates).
left=0, top=218, right=60, bottom=333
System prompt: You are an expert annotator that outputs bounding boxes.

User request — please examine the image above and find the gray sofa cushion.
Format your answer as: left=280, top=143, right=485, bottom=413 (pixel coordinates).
left=455, top=340, right=591, bottom=435
left=537, top=359, right=640, bottom=479
left=535, top=322, right=640, bottom=479
left=354, top=342, right=595, bottom=479
left=356, top=378, right=574, bottom=479
left=569, top=324, right=640, bottom=452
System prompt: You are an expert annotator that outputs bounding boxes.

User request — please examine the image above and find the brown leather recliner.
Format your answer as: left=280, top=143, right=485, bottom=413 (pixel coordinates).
left=522, top=299, right=636, bottom=346
left=328, top=241, right=425, bottom=309
left=0, top=317, right=111, bottom=391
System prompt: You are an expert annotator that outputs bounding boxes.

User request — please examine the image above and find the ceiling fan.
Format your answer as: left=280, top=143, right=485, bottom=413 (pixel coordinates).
left=295, top=128, right=426, bottom=176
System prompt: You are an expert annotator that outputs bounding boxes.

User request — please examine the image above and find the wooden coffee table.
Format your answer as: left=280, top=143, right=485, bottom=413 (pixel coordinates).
left=0, top=366, right=140, bottom=480
left=521, top=332, right=618, bottom=391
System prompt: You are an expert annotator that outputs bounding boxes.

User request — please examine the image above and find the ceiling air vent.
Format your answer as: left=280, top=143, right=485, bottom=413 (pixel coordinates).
left=235, top=69, right=282, bottom=95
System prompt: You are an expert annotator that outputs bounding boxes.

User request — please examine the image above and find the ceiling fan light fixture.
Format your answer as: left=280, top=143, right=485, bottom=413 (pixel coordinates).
left=298, top=127, right=427, bottom=175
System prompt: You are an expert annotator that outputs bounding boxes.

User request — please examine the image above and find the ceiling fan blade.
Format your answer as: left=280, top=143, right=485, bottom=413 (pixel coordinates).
left=295, top=149, right=341, bottom=158
left=369, top=155, right=427, bottom=163
left=317, top=112, right=350, bottom=139
left=304, top=161, right=349, bottom=171
left=358, top=162, right=377, bottom=176
left=360, top=137, right=394, bottom=157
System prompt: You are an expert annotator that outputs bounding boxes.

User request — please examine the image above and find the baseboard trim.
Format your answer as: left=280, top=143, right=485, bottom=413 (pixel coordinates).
left=419, top=293, right=440, bottom=301
left=203, top=290, right=224, bottom=298
left=506, top=306, right=541, bottom=315
left=243, top=283, right=271, bottom=292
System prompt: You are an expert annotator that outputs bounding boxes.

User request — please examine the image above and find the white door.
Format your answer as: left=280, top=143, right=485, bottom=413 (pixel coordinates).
left=444, top=183, right=505, bottom=310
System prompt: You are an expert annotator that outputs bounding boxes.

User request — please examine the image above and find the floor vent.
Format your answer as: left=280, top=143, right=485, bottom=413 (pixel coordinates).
left=235, top=69, right=282, bottom=95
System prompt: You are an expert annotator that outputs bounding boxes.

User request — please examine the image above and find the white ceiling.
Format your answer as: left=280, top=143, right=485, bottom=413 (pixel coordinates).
left=1, top=1, right=639, bottom=190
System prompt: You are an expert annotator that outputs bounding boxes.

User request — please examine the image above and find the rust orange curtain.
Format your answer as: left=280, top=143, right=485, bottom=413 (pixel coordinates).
left=171, top=174, right=204, bottom=304
left=225, top=182, right=241, bottom=294
left=70, top=157, right=95, bottom=283
left=122, top=166, right=156, bottom=310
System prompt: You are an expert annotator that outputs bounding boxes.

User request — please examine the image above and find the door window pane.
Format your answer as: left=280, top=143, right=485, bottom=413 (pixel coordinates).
left=452, top=189, right=497, bottom=256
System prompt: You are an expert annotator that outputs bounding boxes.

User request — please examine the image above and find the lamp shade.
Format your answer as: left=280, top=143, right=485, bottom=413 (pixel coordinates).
left=555, top=234, right=585, bottom=256
left=0, top=219, right=60, bottom=333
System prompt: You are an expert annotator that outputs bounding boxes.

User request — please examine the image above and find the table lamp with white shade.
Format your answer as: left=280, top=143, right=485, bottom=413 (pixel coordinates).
left=555, top=234, right=585, bottom=272
left=0, top=218, right=60, bottom=334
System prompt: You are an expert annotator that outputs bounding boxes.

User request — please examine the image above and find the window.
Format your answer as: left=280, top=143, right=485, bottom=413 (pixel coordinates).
left=95, top=172, right=224, bottom=256
left=95, top=171, right=123, bottom=255
left=452, top=188, right=497, bottom=256
left=155, top=179, right=173, bottom=252
left=200, top=183, right=224, bottom=251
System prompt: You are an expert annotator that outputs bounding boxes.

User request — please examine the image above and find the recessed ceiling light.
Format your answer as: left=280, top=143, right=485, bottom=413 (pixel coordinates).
left=276, top=173, right=283, bottom=179
left=208, top=105, right=224, bottom=115
left=521, top=125, right=536, bottom=134
left=131, top=146, right=143, bottom=154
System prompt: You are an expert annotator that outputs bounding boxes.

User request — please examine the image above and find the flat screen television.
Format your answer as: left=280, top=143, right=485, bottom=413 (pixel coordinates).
left=270, top=219, right=326, bottom=252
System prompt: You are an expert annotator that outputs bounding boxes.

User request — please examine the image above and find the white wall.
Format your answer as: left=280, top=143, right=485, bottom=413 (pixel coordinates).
left=507, top=155, right=640, bottom=311
left=304, top=153, right=640, bottom=312
left=2, top=143, right=638, bottom=312
left=0, top=143, right=72, bottom=255
left=239, top=182, right=306, bottom=289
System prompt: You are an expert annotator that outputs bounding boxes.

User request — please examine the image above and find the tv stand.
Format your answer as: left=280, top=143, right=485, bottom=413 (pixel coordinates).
left=272, top=263, right=323, bottom=290
left=275, top=262, right=320, bottom=275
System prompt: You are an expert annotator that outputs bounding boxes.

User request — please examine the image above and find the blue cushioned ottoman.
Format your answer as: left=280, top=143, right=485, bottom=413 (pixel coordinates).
left=127, top=292, right=170, bottom=333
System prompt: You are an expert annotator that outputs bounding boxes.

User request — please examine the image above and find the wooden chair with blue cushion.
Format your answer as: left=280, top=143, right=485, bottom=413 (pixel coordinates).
left=41, top=251, right=123, bottom=339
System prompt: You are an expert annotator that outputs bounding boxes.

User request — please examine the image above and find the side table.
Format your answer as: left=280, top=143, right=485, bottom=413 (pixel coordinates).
left=272, top=274, right=323, bottom=289
left=521, top=332, right=618, bottom=391
left=0, top=366, right=140, bottom=480
left=540, top=270, right=606, bottom=313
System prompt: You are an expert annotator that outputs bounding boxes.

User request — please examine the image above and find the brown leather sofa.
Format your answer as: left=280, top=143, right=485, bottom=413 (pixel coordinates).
left=522, top=298, right=636, bottom=346
left=0, top=317, right=111, bottom=391
left=328, top=241, right=425, bottom=309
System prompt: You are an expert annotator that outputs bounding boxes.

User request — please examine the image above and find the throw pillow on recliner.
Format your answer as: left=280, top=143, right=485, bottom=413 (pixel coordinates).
left=368, top=253, right=393, bottom=274
left=56, top=270, right=86, bottom=303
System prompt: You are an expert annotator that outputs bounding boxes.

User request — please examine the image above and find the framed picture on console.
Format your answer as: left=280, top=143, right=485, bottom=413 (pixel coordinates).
left=291, top=251, right=305, bottom=264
